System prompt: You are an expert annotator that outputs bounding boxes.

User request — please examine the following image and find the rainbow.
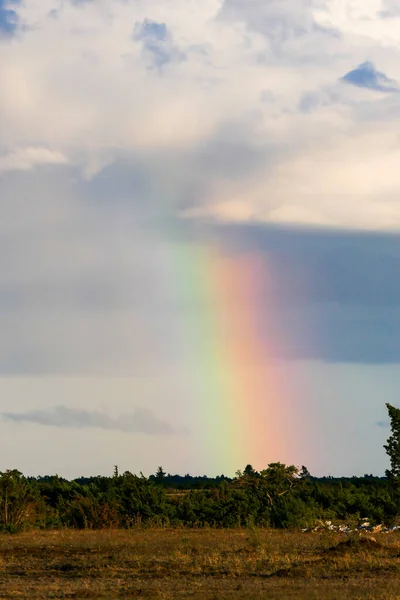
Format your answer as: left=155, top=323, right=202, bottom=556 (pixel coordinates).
left=171, top=240, right=305, bottom=476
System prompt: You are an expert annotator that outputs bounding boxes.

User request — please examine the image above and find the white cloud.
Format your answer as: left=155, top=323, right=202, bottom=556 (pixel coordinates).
left=379, top=0, right=400, bottom=19
left=0, top=147, right=68, bottom=172
left=0, top=0, right=400, bottom=380
left=1, top=0, right=400, bottom=229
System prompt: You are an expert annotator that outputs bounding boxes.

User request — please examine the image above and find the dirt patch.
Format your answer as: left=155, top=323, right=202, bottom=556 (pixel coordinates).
left=325, top=535, right=384, bottom=555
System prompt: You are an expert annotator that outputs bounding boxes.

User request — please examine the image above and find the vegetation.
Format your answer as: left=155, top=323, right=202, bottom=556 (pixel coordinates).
left=0, top=465, right=397, bottom=533
left=384, top=403, right=400, bottom=480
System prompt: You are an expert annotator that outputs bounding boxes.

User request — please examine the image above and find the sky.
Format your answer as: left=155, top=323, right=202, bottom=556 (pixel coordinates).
left=1, top=0, right=400, bottom=478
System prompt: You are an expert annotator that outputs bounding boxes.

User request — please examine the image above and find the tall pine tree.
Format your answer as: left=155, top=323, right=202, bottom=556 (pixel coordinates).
left=384, top=403, right=400, bottom=479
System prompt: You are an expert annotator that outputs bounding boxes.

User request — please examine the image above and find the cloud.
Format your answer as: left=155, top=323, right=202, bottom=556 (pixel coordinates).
left=340, top=61, right=400, bottom=93
left=377, top=420, right=389, bottom=427
left=378, top=0, right=400, bottom=19
left=2, top=405, right=178, bottom=434
left=2, top=0, right=400, bottom=231
left=0, top=0, right=19, bottom=37
left=0, top=173, right=400, bottom=371
left=0, top=147, right=68, bottom=172
left=1, top=0, right=400, bottom=377
left=211, top=222, right=400, bottom=309
left=218, top=0, right=339, bottom=57
left=190, top=221, right=400, bottom=364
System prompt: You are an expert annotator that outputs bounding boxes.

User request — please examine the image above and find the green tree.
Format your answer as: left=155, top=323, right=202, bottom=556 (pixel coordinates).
left=243, top=464, right=259, bottom=478
left=0, top=470, right=40, bottom=531
left=155, top=466, right=166, bottom=481
left=384, top=403, right=400, bottom=479
left=299, top=466, right=311, bottom=480
left=259, top=463, right=299, bottom=506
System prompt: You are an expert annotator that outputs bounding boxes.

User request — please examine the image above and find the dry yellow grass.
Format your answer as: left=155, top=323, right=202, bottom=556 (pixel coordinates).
left=0, top=528, right=400, bottom=598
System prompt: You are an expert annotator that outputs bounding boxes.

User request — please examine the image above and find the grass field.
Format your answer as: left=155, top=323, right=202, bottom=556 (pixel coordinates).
left=1, top=528, right=400, bottom=599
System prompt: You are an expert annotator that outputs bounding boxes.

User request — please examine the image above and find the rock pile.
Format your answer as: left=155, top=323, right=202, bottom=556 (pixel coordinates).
left=302, top=518, right=400, bottom=534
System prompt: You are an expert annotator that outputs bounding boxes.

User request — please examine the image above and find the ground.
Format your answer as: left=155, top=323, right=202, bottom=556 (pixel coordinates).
left=0, top=528, right=400, bottom=598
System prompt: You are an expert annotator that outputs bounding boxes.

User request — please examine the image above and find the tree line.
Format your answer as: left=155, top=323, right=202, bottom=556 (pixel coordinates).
left=1, top=403, right=400, bottom=532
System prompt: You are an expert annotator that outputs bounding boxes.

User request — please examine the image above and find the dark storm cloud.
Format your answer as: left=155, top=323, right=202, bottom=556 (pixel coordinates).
left=216, top=223, right=400, bottom=308
left=185, top=221, right=400, bottom=364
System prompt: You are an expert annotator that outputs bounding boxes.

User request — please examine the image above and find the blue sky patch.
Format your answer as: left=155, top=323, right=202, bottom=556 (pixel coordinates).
left=0, top=0, right=20, bottom=37
left=341, top=61, right=399, bottom=93
left=133, top=19, right=185, bottom=69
